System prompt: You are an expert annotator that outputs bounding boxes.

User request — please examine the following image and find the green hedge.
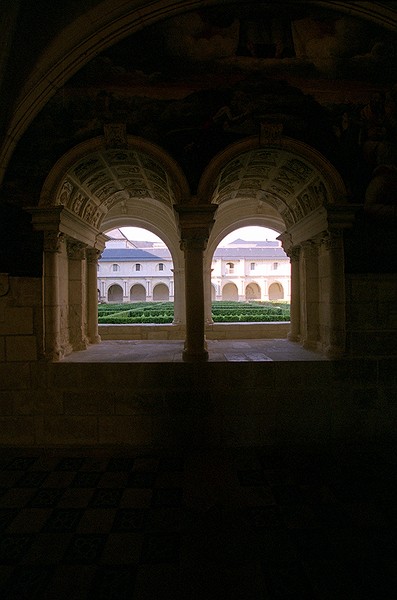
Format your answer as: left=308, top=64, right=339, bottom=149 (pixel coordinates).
left=98, top=301, right=290, bottom=324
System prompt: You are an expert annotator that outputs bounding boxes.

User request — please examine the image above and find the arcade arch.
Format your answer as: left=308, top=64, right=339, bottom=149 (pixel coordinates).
left=31, top=135, right=188, bottom=360
left=31, top=132, right=354, bottom=361
left=268, top=282, right=284, bottom=301
left=108, top=284, right=123, bottom=303
left=222, top=282, right=239, bottom=301
left=130, top=284, right=146, bottom=302
left=246, top=282, right=261, bottom=301
left=202, top=137, right=353, bottom=358
left=153, top=283, right=170, bottom=302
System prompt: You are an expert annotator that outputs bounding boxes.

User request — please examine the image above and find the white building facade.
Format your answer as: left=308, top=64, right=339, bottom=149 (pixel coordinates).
left=98, top=238, right=290, bottom=303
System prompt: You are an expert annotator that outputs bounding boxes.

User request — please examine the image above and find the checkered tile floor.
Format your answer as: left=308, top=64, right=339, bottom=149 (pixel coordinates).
left=0, top=444, right=396, bottom=599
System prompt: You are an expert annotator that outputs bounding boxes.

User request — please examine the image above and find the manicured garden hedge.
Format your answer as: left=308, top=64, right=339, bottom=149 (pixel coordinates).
left=98, top=301, right=290, bottom=324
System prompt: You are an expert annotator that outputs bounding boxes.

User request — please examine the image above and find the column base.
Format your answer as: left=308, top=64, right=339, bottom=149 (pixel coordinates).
left=302, top=339, right=320, bottom=351
left=182, top=348, right=209, bottom=362
left=287, top=332, right=300, bottom=342
left=88, top=335, right=101, bottom=344
left=324, top=344, right=345, bottom=359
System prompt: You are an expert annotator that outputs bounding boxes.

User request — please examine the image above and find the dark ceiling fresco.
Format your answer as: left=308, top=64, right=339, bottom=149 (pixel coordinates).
left=4, top=4, right=397, bottom=207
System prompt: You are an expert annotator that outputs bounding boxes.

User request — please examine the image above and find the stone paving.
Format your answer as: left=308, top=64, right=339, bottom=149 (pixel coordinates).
left=0, top=442, right=396, bottom=599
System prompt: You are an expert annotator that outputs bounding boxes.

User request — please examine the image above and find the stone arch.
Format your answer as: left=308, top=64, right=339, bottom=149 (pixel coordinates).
left=268, top=282, right=284, bottom=301
left=108, top=284, right=123, bottom=303
left=222, top=282, right=238, bottom=301
left=130, top=284, right=146, bottom=302
left=202, top=136, right=353, bottom=358
left=246, top=282, right=261, bottom=301
left=31, top=136, right=188, bottom=359
left=153, top=283, right=169, bottom=302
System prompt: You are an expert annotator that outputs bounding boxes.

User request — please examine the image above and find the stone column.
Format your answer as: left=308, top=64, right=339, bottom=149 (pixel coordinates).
left=287, top=246, right=301, bottom=342
left=204, top=267, right=214, bottom=324
left=300, top=239, right=320, bottom=350
left=67, top=239, right=88, bottom=351
left=181, top=236, right=208, bottom=361
left=86, top=248, right=101, bottom=344
left=322, top=231, right=346, bottom=358
left=174, top=204, right=217, bottom=362
left=43, top=231, right=64, bottom=360
left=171, top=268, right=185, bottom=324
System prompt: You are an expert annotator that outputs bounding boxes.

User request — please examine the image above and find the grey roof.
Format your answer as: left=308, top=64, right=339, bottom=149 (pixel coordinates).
left=101, top=248, right=164, bottom=261
left=100, top=245, right=288, bottom=262
left=228, top=238, right=279, bottom=247
left=214, top=247, right=287, bottom=259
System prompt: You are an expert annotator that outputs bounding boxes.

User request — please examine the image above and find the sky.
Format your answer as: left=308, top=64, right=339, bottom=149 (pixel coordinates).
left=120, top=226, right=280, bottom=244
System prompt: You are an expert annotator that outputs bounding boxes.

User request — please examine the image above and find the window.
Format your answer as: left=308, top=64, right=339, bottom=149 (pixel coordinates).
left=158, top=263, right=164, bottom=271
left=112, top=263, right=120, bottom=272
left=226, top=262, right=234, bottom=274
left=250, top=262, right=255, bottom=271
left=135, top=263, right=141, bottom=272
left=273, top=262, right=278, bottom=270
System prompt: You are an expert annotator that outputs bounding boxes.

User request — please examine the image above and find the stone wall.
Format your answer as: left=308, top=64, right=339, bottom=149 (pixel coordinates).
left=1, top=358, right=397, bottom=447
left=0, top=276, right=42, bottom=363
left=1, top=275, right=396, bottom=449
left=346, top=274, right=397, bottom=356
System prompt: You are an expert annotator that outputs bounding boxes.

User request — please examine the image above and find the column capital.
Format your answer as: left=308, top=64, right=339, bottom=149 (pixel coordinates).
left=321, top=230, right=344, bottom=252
left=301, top=239, right=319, bottom=258
left=43, top=231, right=64, bottom=253
left=180, top=236, right=208, bottom=252
left=287, top=245, right=301, bottom=263
left=67, top=239, right=87, bottom=260
left=174, top=204, right=217, bottom=248
left=86, top=247, right=102, bottom=263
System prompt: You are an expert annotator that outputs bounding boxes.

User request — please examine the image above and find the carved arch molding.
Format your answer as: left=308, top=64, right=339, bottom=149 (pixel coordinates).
left=30, top=134, right=356, bottom=360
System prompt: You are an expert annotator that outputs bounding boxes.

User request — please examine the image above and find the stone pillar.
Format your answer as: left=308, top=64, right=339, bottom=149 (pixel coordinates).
left=86, top=248, right=101, bottom=344
left=322, top=231, right=346, bottom=358
left=67, top=239, right=88, bottom=351
left=174, top=204, right=217, bottom=362
left=204, top=267, right=214, bottom=324
left=172, top=268, right=185, bottom=324
left=181, top=237, right=208, bottom=361
left=287, top=246, right=301, bottom=342
left=43, top=232, right=64, bottom=360
left=300, top=239, right=320, bottom=350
